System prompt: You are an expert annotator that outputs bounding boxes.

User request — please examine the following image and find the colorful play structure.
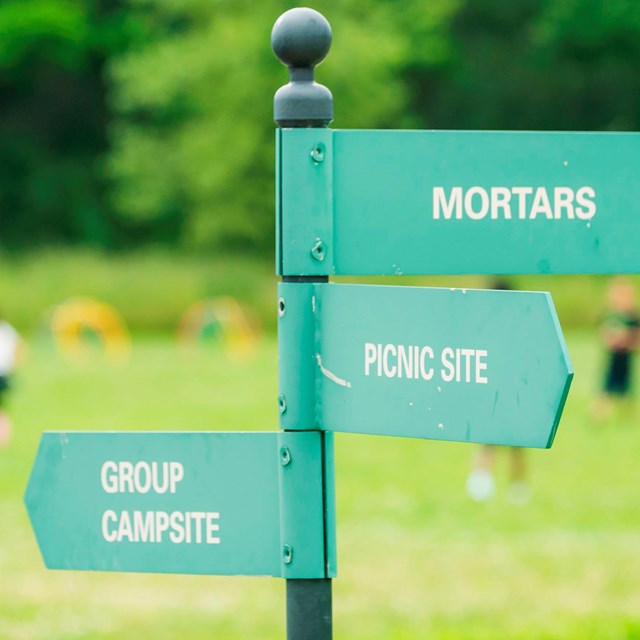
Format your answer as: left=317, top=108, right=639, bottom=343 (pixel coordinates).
left=43, top=295, right=259, bottom=364
left=48, top=297, right=131, bottom=365
left=177, top=297, right=259, bottom=358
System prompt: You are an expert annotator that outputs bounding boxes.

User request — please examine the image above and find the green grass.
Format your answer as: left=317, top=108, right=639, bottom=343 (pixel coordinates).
left=0, top=249, right=277, bottom=334
left=1, top=248, right=639, bottom=335
left=2, top=332, right=640, bottom=639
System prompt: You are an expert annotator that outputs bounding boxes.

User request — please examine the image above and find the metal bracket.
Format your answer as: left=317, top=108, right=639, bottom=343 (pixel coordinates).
left=278, top=282, right=320, bottom=430
left=277, top=129, right=334, bottom=276
left=277, top=431, right=336, bottom=579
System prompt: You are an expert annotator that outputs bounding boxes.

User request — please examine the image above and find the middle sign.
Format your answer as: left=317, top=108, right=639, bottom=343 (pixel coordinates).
left=278, top=283, right=573, bottom=448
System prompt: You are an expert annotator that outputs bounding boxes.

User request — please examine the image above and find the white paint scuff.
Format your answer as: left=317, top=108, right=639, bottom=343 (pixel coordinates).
left=315, top=354, right=352, bottom=388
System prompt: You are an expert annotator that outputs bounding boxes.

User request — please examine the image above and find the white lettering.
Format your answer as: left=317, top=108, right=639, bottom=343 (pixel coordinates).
left=134, top=462, right=151, bottom=494
left=383, top=344, right=397, bottom=378
left=419, top=346, right=434, bottom=380
left=363, top=343, right=489, bottom=384
left=476, top=350, right=488, bottom=384
left=102, top=510, right=221, bottom=545
left=575, top=186, right=596, bottom=220
left=101, top=461, right=118, bottom=494
left=169, top=512, right=185, bottom=543
left=433, top=186, right=462, bottom=220
left=398, top=345, right=413, bottom=379
left=530, top=187, right=553, bottom=220
left=117, top=510, right=133, bottom=542
left=441, top=348, right=455, bottom=382
left=554, top=187, right=575, bottom=219
left=169, top=463, right=184, bottom=494
left=206, top=512, right=221, bottom=544
left=119, top=461, right=134, bottom=493
left=432, top=186, right=595, bottom=221
left=364, top=343, right=377, bottom=376
left=464, top=187, right=489, bottom=220
left=155, top=511, right=170, bottom=542
left=511, top=186, right=533, bottom=219
left=490, top=187, right=512, bottom=219
left=101, top=460, right=185, bottom=495
left=102, top=510, right=117, bottom=542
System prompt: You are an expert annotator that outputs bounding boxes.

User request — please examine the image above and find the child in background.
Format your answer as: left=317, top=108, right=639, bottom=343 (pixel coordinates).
left=0, top=315, right=20, bottom=446
left=593, top=278, right=640, bottom=421
left=465, top=278, right=529, bottom=504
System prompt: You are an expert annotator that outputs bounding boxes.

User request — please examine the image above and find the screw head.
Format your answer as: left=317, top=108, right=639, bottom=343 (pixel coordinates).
left=310, top=143, right=325, bottom=163
left=278, top=395, right=287, bottom=415
left=280, top=446, right=291, bottom=466
left=310, top=239, right=327, bottom=262
left=282, top=544, right=294, bottom=564
left=278, top=297, right=286, bottom=317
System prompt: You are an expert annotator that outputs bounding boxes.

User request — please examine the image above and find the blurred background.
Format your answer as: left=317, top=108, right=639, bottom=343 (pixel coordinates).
left=2, top=1, right=640, bottom=638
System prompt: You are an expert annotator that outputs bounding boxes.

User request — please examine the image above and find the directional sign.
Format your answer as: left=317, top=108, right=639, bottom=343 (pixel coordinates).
left=278, top=283, right=573, bottom=447
left=24, top=431, right=335, bottom=578
left=277, top=128, right=640, bottom=275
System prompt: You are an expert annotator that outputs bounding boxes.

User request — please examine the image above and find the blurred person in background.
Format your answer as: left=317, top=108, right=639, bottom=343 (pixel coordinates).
left=0, top=313, right=21, bottom=446
left=465, top=278, right=529, bottom=504
left=592, top=277, right=640, bottom=422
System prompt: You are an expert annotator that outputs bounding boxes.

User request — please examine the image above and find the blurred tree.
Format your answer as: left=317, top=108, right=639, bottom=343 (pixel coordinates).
left=0, top=0, right=146, bottom=249
left=107, top=0, right=414, bottom=253
left=4, top=0, right=640, bottom=253
left=407, top=0, right=640, bottom=131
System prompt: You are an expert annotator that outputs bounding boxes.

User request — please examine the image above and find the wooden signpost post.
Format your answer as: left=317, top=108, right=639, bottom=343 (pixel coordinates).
left=33, top=6, right=640, bottom=639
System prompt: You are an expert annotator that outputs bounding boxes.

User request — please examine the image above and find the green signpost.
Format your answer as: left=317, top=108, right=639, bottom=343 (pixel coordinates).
left=25, top=431, right=335, bottom=578
left=278, top=283, right=573, bottom=447
left=23, top=6, right=612, bottom=640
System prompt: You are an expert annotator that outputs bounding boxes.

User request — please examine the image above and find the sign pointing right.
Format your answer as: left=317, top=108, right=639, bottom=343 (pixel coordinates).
left=279, top=283, right=574, bottom=448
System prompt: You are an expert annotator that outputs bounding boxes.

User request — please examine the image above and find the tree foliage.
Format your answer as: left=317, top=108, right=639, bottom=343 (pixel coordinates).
left=407, top=0, right=640, bottom=131
left=3, top=0, right=640, bottom=252
left=0, top=0, right=143, bottom=248
left=107, top=0, right=411, bottom=252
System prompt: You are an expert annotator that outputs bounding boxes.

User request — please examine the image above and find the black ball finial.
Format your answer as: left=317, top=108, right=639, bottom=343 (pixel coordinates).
left=272, top=8, right=332, bottom=68
left=272, top=8, right=333, bottom=128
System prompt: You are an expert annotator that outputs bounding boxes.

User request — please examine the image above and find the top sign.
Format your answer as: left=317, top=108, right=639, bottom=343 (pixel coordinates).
left=277, top=128, right=640, bottom=276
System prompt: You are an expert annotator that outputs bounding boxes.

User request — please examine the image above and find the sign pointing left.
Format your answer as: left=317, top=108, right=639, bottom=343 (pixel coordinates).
left=24, top=431, right=334, bottom=578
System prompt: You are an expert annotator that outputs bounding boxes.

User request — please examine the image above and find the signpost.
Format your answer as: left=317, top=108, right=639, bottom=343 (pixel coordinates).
left=22, top=7, right=598, bottom=640
left=278, top=283, right=573, bottom=448
left=25, top=431, right=335, bottom=578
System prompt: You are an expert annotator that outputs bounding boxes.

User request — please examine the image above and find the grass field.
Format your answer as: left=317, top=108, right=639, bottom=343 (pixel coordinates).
left=1, top=332, right=640, bottom=639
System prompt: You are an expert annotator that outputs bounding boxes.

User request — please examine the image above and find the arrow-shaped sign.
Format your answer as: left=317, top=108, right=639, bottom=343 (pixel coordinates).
left=24, top=431, right=334, bottom=577
left=279, top=283, right=573, bottom=448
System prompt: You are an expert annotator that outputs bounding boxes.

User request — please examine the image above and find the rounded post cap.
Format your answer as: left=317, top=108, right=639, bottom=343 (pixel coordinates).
left=271, top=8, right=332, bottom=68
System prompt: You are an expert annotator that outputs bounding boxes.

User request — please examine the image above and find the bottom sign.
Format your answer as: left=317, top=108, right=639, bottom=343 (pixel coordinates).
left=24, top=431, right=335, bottom=578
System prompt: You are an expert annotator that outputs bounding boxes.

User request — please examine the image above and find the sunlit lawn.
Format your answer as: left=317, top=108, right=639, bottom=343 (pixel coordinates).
left=1, top=332, right=640, bottom=639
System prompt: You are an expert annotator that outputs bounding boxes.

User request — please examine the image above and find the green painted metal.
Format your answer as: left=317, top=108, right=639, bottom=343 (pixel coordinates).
left=278, top=128, right=333, bottom=276
left=278, top=431, right=333, bottom=579
left=278, top=283, right=573, bottom=448
left=277, top=128, right=640, bottom=276
left=321, top=433, right=337, bottom=578
left=278, top=282, right=321, bottom=431
left=24, top=431, right=332, bottom=578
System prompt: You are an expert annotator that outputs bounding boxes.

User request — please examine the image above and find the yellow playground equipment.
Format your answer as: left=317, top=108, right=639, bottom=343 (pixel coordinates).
left=177, top=297, right=259, bottom=358
left=50, top=297, right=131, bottom=365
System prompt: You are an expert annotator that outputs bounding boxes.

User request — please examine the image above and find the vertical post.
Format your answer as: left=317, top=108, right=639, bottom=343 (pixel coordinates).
left=272, top=8, right=333, bottom=640
left=286, top=578, right=332, bottom=640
